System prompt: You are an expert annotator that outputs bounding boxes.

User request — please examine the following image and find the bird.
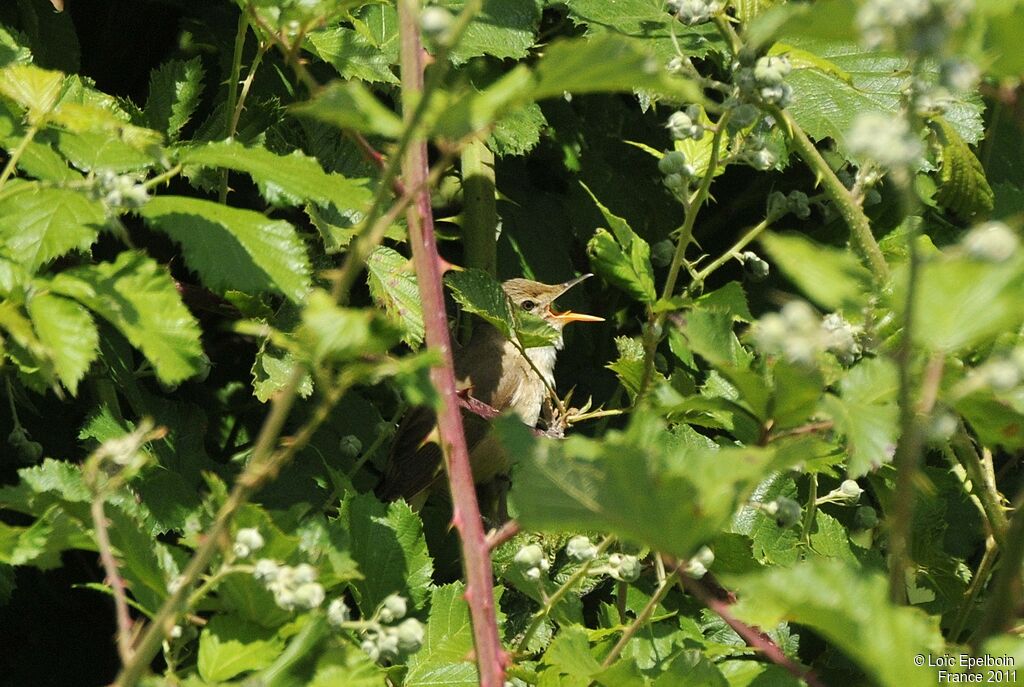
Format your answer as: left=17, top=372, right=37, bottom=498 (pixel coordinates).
left=375, top=274, right=603, bottom=511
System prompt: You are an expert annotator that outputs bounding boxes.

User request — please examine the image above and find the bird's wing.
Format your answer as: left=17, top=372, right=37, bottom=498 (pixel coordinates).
left=375, top=405, right=442, bottom=502
left=375, top=405, right=492, bottom=503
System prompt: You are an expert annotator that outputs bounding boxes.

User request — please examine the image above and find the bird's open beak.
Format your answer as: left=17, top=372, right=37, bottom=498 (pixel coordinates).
left=548, top=274, right=604, bottom=324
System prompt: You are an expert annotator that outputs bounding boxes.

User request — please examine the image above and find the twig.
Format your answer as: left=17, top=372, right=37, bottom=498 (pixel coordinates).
left=113, top=368, right=355, bottom=686
left=680, top=575, right=825, bottom=687
left=91, top=498, right=135, bottom=664
left=597, top=566, right=680, bottom=673
left=948, top=536, right=997, bottom=643
left=485, top=520, right=521, bottom=551
left=973, top=489, right=1024, bottom=646
left=951, top=425, right=1009, bottom=548
left=0, top=124, right=39, bottom=191
left=397, top=3, right=505, bottom=686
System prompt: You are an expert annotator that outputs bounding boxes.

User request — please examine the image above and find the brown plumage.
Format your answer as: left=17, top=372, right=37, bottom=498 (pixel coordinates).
left=376, top=275, right=603, bottom=506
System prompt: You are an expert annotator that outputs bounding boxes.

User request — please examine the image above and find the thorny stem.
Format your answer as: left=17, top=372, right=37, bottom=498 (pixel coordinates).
left=485, top=520, right=521, bottom=551
left=951, top=424, right=1009, bottom=549
left=681, top=575, right=825, bottom=687
left=91, top=498, right=135, bottom=663
left=142, top=164, right=183, bottom=191
left=516, top=536, right=615, bottom=653
left=113, top=368, right=354, bottom=686
left=219, top=11, right=249, bottom=204
left=397, top=3, right=505, bottom=687
left=974, top=489, right=1024, bottom=646
left=769, top=106, right=890, bottom=283
left=887, top=226, right=925, bottom=604
left=692, top=213, right=773, bottom=285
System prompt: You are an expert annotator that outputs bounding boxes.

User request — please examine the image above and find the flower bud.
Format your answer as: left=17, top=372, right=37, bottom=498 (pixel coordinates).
left=379, top=593, right=408, bottom=623
left=514, top=544, right=545, bottom=569
left=609, top=553, right=641, bottom=582
left=770, top=497, right=802, bottom=528
left=327, top=598, right=350, bottom=626
left=963, top=222, right=1019, bottom=263
left=566, top=535, right=598, bottom=561
left=395, top=618, right=425, bottom=652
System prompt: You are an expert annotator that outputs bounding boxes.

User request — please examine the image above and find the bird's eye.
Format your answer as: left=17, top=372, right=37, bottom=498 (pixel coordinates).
left=521, top=299, right=536, bottom=312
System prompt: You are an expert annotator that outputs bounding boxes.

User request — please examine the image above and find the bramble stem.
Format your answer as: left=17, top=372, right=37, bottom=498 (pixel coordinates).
left=397, top=3, right=506, bottom=686
left=461, top=135, right=498, bottom=275
left=769, top=106, right=889, bottom=283
left=219, top=11, right=249, bottom=203
left=598, top=566, right=679, bottom=672
left=951, top=424, right=1009, bottom=548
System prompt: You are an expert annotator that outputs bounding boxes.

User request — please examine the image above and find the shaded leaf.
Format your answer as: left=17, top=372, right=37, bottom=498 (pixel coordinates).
left=50, top=251, right=204, bottom=384
left=140, top=195, right=312, bottom=303
left=144, top=56, right=204, bottom=140
left=366, top=246, right=424, bottom=346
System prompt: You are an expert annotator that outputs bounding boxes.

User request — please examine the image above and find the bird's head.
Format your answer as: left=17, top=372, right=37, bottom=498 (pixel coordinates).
left=501, top=274, right=605, bottom=331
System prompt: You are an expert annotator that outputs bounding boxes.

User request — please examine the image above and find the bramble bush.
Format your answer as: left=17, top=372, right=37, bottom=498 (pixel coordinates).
left=0, top=0, right=1023, bottom=685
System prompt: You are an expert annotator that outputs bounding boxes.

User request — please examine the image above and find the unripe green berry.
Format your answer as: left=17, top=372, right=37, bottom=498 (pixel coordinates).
left=339, top=434, right=363, bottom=459
left=771, top=497, right=802, bottom=528
left=380, top=593, right=408, bottom=623
left=854, top=505, right=879, bottom=530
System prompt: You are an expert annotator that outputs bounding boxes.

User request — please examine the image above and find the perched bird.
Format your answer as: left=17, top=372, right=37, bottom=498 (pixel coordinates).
left=376, top=274, right=603, bottom=509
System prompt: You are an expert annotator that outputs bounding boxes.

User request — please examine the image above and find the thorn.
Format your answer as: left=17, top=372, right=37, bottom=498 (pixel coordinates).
left=438, top=256, right=463, bottom=274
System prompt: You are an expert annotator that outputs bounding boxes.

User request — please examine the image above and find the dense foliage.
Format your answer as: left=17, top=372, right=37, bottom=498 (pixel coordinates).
left=1, top=0, right=1023, bottom=685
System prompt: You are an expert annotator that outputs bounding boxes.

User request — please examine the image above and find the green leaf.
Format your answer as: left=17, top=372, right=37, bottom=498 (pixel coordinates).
left=437, top=0, right=542, bottom=64
left=405, top=583, right=478, bottom=687
left=177, top=140, right=373, bottom=211
left=0, top=184, right=105, bottom=271
left=503, top=413, right=802, bottom=558
left=759, top=232, right=873, bottom=311
left=533, top=34, right=701, bottom=102
left=444, top=269, right=559, bottom=349
left=932, top=117, right=994, bottom=220
left=26, top=291, right=97, bottom=394
left=583, top=185, right=656, bottom=304
left=821, top=357, right=898, bottom=477
left=252, top=343, right=314, bottom=403
left=197, top=614, right=285, bottom=683
left=904, top=253, right=1024, bottom=353
left=305, top=27, right=399, bottom=83
left=140, top=195, right=312, bottom=303
left=50, top=251, right=204, bottom=385
left=541, top=624, right=602, bottom=681
left=0, top=63, right=63, bottom=123
left=297, top=290, right=403, bottom=364
left=144, top=57, right=204, bottom=141
left=338, top=493, right=433, bottom=613
left=733, top=474, right=800, bottom=565
left=607, top=335, right=649, bottom=399
left=366, top=246, right=424, bottom=346
left=431, top=65, right=535, bottom=142
left=291, top=80, right=404, bottom=138
left=809, top=511, right=857, bottom=563
left=729, top=559, right=946, bottom=687
left=564, top=0, right=724, bottom=61
left=490, top=101, right=545, bottom=157
left=783, top=39, right=984, bottom=154
left=309, top=645, right=388, bottom=687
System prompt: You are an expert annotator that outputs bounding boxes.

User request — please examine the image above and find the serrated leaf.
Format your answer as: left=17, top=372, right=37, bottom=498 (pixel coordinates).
left=904, top=254, right=1024, bottom=353
left=821, top=357, right=898, bottom=477
left=298, top=290, right=402, bottom=364
left=564, top=0, right=724, bottom=61
left=0, top=184, right=105, bottom=271
left=607, top=335, right=649, bottom=399
left=197, top=614, right=284, bottom=683
left=431, top=65, right=535, bottom=142
left=405, top=583, right=478, bottom=687
left=533, top=34, right=701, bottom=102
left=784, top=39, right=984, bottom=154
left=730, top=559, right=946, bottom=687
left=177, top=140, right=373, bottom=212
left=0, top=63, right=63, bottom=123
left=339, top=493, right=433, bottom=613
left=933, top=117, right=994, bottom=220
left=252, top=343, right=314, bottom=403
left=140, top=195, right=312, bottom=303
left=26, top=291, right=97, bottom=394
left=144, top=56, right=204, bottom=140
left=759, top=232, right=872, bottom=311
left=583, top=185, right=656, bottom=303
left=490, top=101, right=545, bottom=157
left=366, top=246, right=424, bottom=346
left=732, top=474, right=800, bottom=565
left=50, top=251, right=204, bottom=385
left=437, top=0, right=542, bottom=63
left=503, top=413, right=804, bottom=558
left=291, top=80, right=404, bottom=138
left=306, top=26, right=399, bottom=84
left=309, top=644, right=387, bottom=687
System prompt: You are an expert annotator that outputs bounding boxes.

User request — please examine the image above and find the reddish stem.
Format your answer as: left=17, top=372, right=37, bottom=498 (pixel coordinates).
left=397, top=3, right=507, bottom=685
left=486, top=520, right=521, bottom=551
left=681, top=575, right=824, bottom=687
